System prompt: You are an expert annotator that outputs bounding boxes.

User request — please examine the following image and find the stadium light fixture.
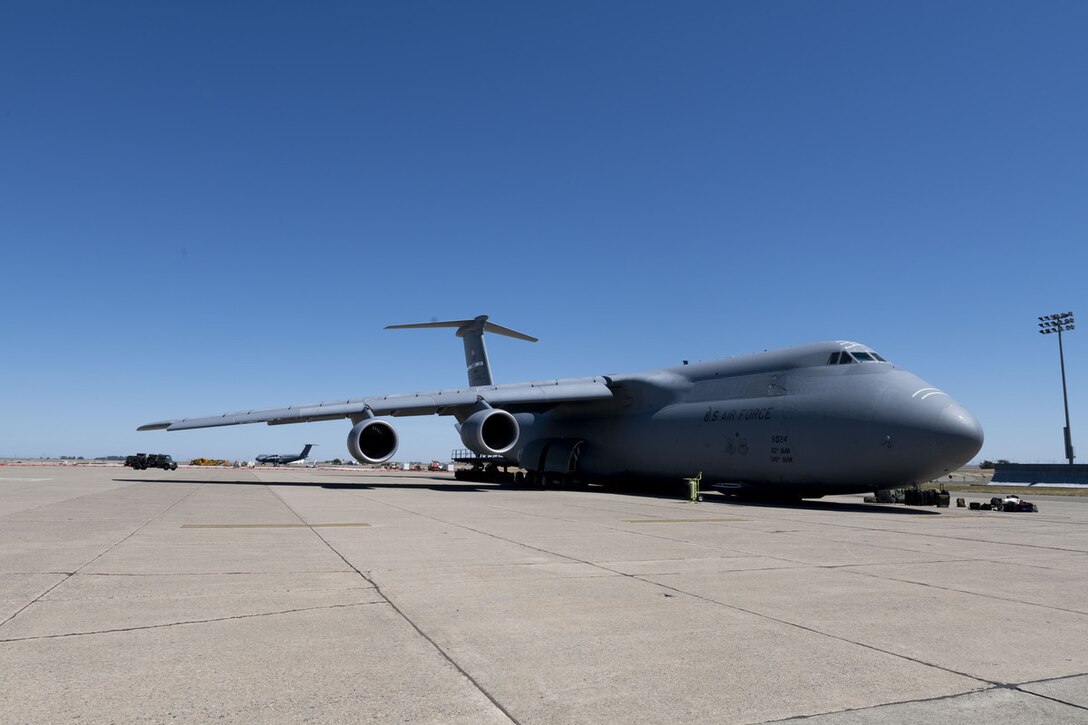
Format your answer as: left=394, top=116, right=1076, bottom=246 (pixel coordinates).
left=1037, top=311, right=1076, bottom=464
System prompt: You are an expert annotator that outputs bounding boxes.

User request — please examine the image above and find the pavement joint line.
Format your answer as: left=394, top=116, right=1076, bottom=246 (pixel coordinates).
left=820, top=558, right=979, bottom=569
left=737, top=514, right=1088, bottom=554
left=360, top=494, right=1002, bottom=690
left=347, top=489, right=1088, bottom=614
left=621, top=569, right=1000, bottom=686
left=266, top=486, right=521, bottom=725
left=754, top=684, right=1001, bottom=723
left=1014, top=670, right=1088, bottom=686
left=696, top=502, right=1088, bottom=542
left=7, top=475, right=1085, bottom=720
left=839, top=566, right=1088, bottom=616
left=999, top=671, right=1088, bottom=712
left=0, top=484, right=198, bottom=633
left=0, top=602, right=378, bottom=643
left=336, top=488, right=1088, bottom=692
left=741, top=511, right=1088, bottom=555
left=837, top=553, right=1088, bottom=574
left=715, top=518, right=1088, bottom=568
left=1006, top=685, right=1088, bottom=712
left=632, top=559, right=978, bottom=579
left=0, top=478, right=142, bottom=522
left=69, top=570, right=355, bottom=577
left=346, top=491, right=828, bottom=581
left=427, top=495, right=811, bottom=567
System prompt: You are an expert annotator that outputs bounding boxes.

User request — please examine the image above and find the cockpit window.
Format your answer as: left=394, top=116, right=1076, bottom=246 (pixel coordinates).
left=830, top=348, right=887, bottom=365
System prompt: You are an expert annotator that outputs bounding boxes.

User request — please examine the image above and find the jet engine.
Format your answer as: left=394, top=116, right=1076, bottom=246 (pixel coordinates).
left=459, top=408, right=519, bottom=455
left=347, top=418, right=398, bottom=464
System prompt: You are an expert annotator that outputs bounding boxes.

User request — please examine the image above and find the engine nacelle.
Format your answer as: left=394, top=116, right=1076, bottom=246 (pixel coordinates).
left=459, top=408, right=519, bottom=455
left=347, top=418, right=398, bottom=464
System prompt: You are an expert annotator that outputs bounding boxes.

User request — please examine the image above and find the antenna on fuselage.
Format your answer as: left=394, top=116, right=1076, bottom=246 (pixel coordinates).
left=385, top=315, right=538, bottom=387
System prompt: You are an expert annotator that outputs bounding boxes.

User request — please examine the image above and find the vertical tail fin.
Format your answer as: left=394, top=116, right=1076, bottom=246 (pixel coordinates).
left=385, top=315, right=538, bottom=387
left=300, top=444, right=314, bottom=458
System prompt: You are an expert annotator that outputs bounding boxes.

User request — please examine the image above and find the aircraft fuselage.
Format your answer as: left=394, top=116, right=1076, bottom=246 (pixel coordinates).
left=509, top=342, right=983, bottom=496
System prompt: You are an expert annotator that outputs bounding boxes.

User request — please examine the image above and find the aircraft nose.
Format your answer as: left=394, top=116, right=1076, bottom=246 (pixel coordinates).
left=934, top=403, right=984, bottom=467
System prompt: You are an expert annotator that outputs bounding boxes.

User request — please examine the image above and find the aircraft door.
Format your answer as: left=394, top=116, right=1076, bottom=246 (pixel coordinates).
left=520, top=438, right=585, bottom=473
left=543, top=439, right=584, bottom=474
left=519, top=438, right=550, bottom=473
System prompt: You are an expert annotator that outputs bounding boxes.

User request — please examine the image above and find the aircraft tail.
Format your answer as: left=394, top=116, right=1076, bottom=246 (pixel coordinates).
left=301, top=444, right=314, bottom=458
left=385, top=315, right=538, bottom=387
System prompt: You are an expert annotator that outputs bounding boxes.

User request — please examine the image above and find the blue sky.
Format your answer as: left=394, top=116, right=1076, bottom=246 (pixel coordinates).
left=1, top=1, right=1084, bottom=463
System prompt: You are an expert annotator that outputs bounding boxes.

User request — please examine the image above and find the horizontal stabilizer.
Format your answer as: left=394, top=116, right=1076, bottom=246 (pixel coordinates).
left=386, top=315, right=537, bottom=386
left=386, top=316, right=538, bottom=342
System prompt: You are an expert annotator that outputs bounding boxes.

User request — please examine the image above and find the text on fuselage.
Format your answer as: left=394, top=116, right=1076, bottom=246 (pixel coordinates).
left=704, top=406, right=774, bottom=423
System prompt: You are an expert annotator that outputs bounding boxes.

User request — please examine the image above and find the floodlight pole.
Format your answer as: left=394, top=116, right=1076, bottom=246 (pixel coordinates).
left=1057, top=325, right=1073, bottom=464
left=1039, top=311, right=1075, bottom=464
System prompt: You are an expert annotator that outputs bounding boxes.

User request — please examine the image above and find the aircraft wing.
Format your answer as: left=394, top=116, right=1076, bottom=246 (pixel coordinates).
left=138, top=376, right=613, bottom=432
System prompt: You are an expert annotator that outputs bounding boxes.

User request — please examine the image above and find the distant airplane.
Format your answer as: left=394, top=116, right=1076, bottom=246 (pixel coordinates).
left=255, top=444, right=315, bottom=466
left=141, top=315, right=983, bottom=498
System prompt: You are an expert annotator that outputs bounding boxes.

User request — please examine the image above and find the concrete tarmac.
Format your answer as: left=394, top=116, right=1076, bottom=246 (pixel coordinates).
left=1, top=466, right=1086, bottom=723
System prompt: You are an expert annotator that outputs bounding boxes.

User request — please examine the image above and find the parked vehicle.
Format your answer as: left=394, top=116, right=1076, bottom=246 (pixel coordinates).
left=124, top=453, right=177, bottom=471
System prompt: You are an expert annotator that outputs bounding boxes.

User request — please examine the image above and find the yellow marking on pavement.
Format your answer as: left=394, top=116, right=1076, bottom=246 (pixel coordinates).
left=182, top=523, right=370, bottom=529
left=624, top=518, right=746, bottom=524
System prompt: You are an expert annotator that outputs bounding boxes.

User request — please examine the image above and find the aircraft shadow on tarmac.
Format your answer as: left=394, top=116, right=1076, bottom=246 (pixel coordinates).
left=116, top=477, right=939, bottom=514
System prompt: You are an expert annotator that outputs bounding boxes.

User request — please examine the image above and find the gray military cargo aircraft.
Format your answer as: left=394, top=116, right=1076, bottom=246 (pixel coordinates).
left=139, top=315, right=983, bottom=498
left=255, top=443, right=315, bottom=466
